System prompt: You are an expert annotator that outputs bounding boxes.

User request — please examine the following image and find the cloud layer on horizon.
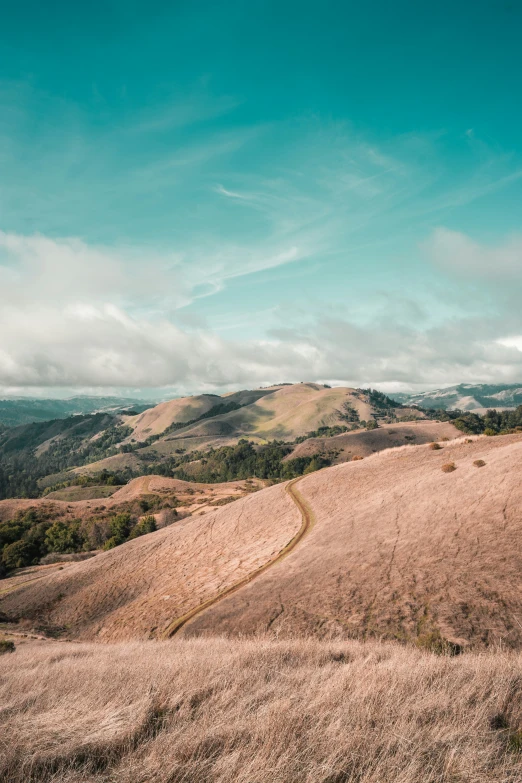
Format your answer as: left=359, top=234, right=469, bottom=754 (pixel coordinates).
left=1, top=226, right=522, bottom=395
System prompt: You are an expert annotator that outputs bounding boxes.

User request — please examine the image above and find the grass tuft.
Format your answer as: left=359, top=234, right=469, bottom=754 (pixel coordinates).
left=441, top=462, right=457, bottom=473
left=0, top=639, right=15, bottom=655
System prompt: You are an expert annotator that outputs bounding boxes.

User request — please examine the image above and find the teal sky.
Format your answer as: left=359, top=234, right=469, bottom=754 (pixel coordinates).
left=1, top=0, right=522, bottom=397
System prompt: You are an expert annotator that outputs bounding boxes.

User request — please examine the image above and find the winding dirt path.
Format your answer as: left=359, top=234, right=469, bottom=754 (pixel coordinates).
left=163, top=476, right=315, bottom=638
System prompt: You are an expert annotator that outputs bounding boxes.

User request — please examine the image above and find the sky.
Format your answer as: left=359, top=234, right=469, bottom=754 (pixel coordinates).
left=1, top=0, right=522, bottom=398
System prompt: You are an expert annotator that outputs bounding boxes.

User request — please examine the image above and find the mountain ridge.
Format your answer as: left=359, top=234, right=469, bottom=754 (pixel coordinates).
left=390, top=383, right=522, bottom=411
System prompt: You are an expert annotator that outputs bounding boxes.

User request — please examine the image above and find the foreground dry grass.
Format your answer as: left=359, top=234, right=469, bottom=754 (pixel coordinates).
left=1, top=637, right=522, bottom=782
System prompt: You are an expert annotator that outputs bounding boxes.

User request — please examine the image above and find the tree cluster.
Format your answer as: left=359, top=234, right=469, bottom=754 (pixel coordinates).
left=0, top=508, right=156, bottom=577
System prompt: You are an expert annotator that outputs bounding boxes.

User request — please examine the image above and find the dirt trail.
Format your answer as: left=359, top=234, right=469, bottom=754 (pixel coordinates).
left=164, top=477, right=315, bottom=637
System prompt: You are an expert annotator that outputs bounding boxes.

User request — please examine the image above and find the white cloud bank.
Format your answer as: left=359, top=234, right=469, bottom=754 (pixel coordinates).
left=1, top=227, right=522, bottom=393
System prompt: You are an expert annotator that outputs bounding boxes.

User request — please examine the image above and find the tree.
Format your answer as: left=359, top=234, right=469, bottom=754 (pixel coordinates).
left=45, top=520, right=83, bottom=553
left=130, top=516, right=157, bottom=539
left=2, top=539, right=35, bottom=569
left=109, top=513, right=131, bottom=545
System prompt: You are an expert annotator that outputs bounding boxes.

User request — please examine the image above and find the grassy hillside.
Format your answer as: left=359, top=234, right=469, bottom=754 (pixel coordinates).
left=185, top=433, right=522, bottom=649
left=4, top=433, right=522, bottom=650
left=0, top=413, right=129, bottom=498
left=122, top=394, right=225, bottom=441
left=2, top=636, right=521, bottom=783
left=0, top=481, right=300, bottom=640
left=167, top=384, right=378, bottom=442
left=0, top=475, right=255, bottom=576
left=0, top=383, right=412, bottom=498
left=286, top=419, right=460, bottom=462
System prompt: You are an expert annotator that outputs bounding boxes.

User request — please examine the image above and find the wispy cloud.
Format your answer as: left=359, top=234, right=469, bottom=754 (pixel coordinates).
left=214, top=184, right=251, bottom=199
left=2, top=78, right=522, bottom=390
left=126, top=94, right=239, bottom=135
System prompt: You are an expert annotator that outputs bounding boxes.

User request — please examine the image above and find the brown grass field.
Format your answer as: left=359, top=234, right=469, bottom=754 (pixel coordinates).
left=1, top=636, right=522, bottom=783
left=0, top=481, right=300, bottom=640
left=122, top=395, right=222, bottom=441
left=0, top=475, right=255, bottom=525
left=2, top=434, right=522, bottom=651
left=286, top=419, right=461, bottom=463
left=186, top=434, right=522, bottom=648
left=2, top=434, right=522, bottom=781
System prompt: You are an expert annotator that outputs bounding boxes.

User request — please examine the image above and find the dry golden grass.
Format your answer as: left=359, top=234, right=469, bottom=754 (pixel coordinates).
left=287, top=420, right=460, bottom=464
left=187, top=435, right=522, bottom=647
left=429, top=442, right=442, bottom=450
left=178, top=384, right=375, bottom=442
left=3, top=434, right=522, bottom=649
left=1, top=637, right=521, bottom=783
left=0, top=481, right=300, bottom=640
left=0, top=475, right=251, bottom=525
left=123, top=395, right=220, bottom=441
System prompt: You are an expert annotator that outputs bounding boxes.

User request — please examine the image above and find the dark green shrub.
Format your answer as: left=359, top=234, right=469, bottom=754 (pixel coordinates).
left=102, top=536, right=120, bottom=551
left=109, top=513, right=131, bottom=545
left=130, top=516, right=157, bottom=539
left=45, top=520, right=83, bottom=553
left=2, top=539, right=37, bottom=569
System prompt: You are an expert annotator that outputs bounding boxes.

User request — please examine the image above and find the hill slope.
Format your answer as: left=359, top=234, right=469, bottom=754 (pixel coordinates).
left=0, top=482, right=300, bottom=640
left=186, top=433, right=522, bottom=648
left=3, top=433, right=522, bottom=649
left=286, top=419, right=460, bottom=463
left=391, top=383, right=522, bottom=411
left=170, top=383, right=374, bottom=442
left=123, top=394, right=224, bottom=441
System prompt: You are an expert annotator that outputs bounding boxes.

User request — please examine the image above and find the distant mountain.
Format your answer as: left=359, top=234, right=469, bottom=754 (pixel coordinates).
left=0, top=383, right=413, bottom=499
left=389, top=383, right=522, bottom=412
left=0, top=396, right=152, bottom=427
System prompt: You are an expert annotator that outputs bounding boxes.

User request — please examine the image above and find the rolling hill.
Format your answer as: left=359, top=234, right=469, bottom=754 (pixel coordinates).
left=285, top=419, right=460, bottom=463
left=71, top=383, right=417, bottom=477
left=391, top=383, right=522, bottom=411
left=3, top=432, right=521, bottom=650
left=0, top=480, right=300, bottom=640
left=0, top=383, right=420, bottom=495
left=167, top=383, right=375, bottom=442
left=122, top=394, right=226, bottom=441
